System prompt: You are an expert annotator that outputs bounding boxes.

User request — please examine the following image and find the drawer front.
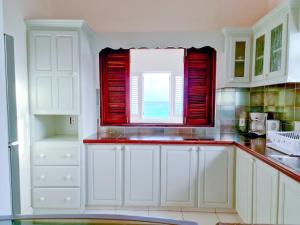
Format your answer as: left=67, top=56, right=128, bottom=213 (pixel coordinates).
left=32, top=146, right=80, bottom=165
left=33, top=166, right=80, bottom=187
left=32, top=188, right=80, bottom=209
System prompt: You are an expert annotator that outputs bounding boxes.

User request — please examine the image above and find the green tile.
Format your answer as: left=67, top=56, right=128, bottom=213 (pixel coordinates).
left=285, top=89, right=295, bottom=106
left=250, top=92, right=264, bottom=106
left=296, top=89, right=300, bottom=107
left=295, top=107, right=300, bottom=121
left=283, top=107, right=295, bottom=121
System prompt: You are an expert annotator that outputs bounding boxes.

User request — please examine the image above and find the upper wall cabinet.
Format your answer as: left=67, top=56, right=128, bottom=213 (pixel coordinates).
left=223, top=28, right=252, bottom=87
left=29, top=30, right=79, bottom=115
left=251, top=1, right=300, bottom=86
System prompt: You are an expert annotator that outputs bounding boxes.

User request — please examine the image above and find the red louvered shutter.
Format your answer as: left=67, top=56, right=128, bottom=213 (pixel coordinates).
left=100, top=48, right=130, bottom=125
left=184, top=47, right=216, bottom=126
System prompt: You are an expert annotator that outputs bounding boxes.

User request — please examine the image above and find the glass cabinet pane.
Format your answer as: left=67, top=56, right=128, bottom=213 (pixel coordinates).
left=270, top=24, right=283, bottom=72
left=234, top=41, right=246, bottom=78
left=254, top=35, right=265, bottom=76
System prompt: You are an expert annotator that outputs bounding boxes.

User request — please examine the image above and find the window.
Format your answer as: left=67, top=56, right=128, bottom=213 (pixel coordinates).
left=130, top=49, right=184, bottom=124
left=100, top=47, right=215, bottom=126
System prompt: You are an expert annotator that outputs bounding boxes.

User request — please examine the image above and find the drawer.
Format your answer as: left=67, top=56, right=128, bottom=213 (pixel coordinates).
left=32, top=146, right=80, bottom=165
left=32, top=188, right=80, bottom=209
left=33, top=166, right=80, bottom=187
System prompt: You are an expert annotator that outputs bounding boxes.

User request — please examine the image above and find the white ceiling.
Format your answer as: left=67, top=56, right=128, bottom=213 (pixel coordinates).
left=25, top=0, right=286, bottom=32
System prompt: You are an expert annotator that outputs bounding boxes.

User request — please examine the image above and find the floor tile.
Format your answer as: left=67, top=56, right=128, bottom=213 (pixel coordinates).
left=182, top=212, right=219, bottom=225
left=148, top=210, right=183, bottom=220
left=216, top=213, right=242, bottom=223
left=115, top=210, right=149, bottom=217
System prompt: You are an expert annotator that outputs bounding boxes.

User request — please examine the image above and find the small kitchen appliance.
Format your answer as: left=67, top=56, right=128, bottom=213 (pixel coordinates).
left=266, top=120, right=280, bottom=132
left=249, top=112, right=268, bottom=136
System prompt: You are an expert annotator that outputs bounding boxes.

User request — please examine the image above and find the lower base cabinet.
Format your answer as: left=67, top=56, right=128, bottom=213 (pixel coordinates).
left=124, top=145, right=159, bottom=206
left=236, top=149, right=254, bottom=223
left=161, top=145, right=197, bottom=207
left=198, top=146, right=234, bottom=208
left=87, top=145, right=122, bottom=206
left=278, top=173, right=300, bottom=224
left=253, top=159, right=279, bottom=224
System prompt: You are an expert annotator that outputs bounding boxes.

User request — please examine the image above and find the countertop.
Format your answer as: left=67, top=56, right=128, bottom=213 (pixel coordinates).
left=83, top=132, right=300, bottom=183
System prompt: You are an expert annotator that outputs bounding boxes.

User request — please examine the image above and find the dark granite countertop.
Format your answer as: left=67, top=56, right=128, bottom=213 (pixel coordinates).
left=83, top=132, right=300, bottom=183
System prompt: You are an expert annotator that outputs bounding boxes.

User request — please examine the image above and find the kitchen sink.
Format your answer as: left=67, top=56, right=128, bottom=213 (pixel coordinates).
left=269, top=154, right=300, bottom=173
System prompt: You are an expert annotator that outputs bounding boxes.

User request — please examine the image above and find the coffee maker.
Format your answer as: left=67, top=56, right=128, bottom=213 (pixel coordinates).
left=249, top=112, right=268, bottom=136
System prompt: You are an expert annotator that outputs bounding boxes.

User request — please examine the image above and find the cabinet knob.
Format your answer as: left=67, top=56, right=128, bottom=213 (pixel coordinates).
left=64, top=196, right=72, bottom=202
left=39, top=153, right=46, bottom=158
left=64, top=153, right=72, bottom=158
left=39, top=175, right=46, bottom=180
left=39, top=197, right=45, bottom=201
left=65, top=174, right=72, bottom=180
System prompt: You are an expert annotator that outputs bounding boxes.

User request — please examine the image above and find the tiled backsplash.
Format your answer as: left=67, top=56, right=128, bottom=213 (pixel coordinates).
left=250, top=83, right=300, bottom=131
left=98, top=83, right=300, bottom=135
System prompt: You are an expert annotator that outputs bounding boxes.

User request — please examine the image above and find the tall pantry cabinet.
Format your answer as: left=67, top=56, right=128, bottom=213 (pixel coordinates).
left=26, top=20, right=97, bottom=213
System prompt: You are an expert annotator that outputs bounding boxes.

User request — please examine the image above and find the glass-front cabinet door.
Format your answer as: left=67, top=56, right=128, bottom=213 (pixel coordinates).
left=252, top=33, right=266, bottom=81
left=229, top=37, right=250, bottom=82
left=268, top=16, right=287, bottom=78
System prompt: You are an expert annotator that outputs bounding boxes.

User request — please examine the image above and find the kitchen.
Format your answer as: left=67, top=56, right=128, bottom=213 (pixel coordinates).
left=1, top=0, right=300, bottom=225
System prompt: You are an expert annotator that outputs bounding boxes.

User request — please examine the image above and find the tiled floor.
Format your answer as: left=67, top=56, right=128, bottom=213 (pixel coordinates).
left=85, top=209, right=243, bottom=225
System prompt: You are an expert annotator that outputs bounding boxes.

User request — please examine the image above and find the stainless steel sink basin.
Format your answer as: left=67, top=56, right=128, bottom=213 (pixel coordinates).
left=269, top=154, right=300, bottom=173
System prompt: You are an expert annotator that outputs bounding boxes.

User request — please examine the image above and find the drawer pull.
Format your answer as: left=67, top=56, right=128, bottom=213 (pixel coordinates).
left=64, top=153, right=73, bottom=158
left=39, top=197, right=45, bottom=201
left=65, top=175, right=72, bottom=180
left=64, top=196, right=72, bottom=202
left=39, top=153, right=46, bottom=158
left=39, top=175, right=46, bottom=180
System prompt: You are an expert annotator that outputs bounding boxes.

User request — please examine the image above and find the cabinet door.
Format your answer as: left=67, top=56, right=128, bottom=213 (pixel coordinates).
left=278, top=173, right=300, bottom=224
left=29, top=30, right=79, bottom=114
left=268, top=15, right=287, bottom=78
left=236, top=149, right=254, bottom=223
left=87, top=145, right=122, bottom=206
left=253, top=159, right=279, bottom=224
left=229, top=37, right=250, bottom=83
left=198, top=146, right=234, bottom=208
left=252, top=31, right=266, bottom=81
left=124, top=145, right=159, bottom=206
left=161, top=145, right=197, bottom=207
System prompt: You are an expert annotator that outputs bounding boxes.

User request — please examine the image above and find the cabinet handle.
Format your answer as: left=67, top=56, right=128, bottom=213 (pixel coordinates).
left=39, top=153, right=46, bottom=158
left=39, top=197, right=45, bottom=201
left=65, top=174, right=72, bottom=180
left=39, top=175, right=46, bottom=180
left=64, top=196, right=72, bottom=202
left=64, top=153, right=72, bottom=158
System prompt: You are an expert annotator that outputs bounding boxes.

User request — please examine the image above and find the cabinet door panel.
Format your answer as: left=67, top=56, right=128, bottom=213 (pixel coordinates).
left=124, top=145, right=159, bottom=206
left=33, top=34, right=52, bottom=72
left=278, top=173, right=300, bottom=224
left=198, top=146, right=233, bottom=208
left=55, top=34, right=75, bottom=74
left=236, top=149, right=253, bottom=223
left=161, top=145, right=197, bottom=207
left=253, top=159, right=278, bottom=224
left=36, top=77, right=53, bottom=109
left=57, top=77, right=74, bottom=111
left=87, top=145, right=122, bottom=205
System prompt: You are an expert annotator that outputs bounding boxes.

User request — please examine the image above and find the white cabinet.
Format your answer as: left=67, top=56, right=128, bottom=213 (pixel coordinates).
left=87, top=145, right=122, bottom=206
left=124, top=145, right=159, bottom=206
left=236, top=149, right=254, bottom=223
left=161, top=145, right=197, bottom=207
left=223, top=28, right=252, bottom=87
left=29, top=30, right=79, bottom=114
left=198, top=146, right=234, bottom=208
left=253, top=159, right=279, bottom=224
left=278, top=173, right=300, bottom=224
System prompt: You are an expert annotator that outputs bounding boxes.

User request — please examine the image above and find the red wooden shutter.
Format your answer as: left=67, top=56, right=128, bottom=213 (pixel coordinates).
left=184, top=47, right=216, bottom=126
left=100, top=48, right=130, bottom=125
